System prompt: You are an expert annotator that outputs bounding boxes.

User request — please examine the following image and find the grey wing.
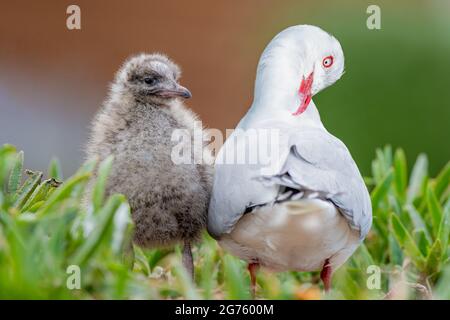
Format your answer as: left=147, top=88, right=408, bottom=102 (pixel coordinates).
left=207, top=161, right=278, bottom=239
left=261, top=128, right=372, bottom=240
left=207, top=127, right=372, bottom=241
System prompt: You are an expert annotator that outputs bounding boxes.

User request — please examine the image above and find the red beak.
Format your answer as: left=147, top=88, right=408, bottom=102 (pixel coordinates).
left=293, top=71, right=314, bottom=116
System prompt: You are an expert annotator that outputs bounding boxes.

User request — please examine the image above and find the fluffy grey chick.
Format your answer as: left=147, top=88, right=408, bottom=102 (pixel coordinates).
left=85, top=53, right=213, bottom=278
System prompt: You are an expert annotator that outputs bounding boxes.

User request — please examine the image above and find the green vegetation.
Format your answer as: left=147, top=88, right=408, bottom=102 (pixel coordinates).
left=0, top=144, right=449, bottom=299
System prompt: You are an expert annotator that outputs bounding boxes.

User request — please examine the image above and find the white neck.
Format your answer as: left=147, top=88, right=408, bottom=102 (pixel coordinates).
left=237, top=32, right=325, bottom=130
left=238, top=98, right=323, bottom=130
left=238, top=66, right=324, bottom=130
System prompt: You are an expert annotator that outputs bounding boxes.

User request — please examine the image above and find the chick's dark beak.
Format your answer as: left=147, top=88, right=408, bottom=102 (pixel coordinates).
left=157, top=83, right=192, bottom=99
left=175, top=85, right=192, bottom=99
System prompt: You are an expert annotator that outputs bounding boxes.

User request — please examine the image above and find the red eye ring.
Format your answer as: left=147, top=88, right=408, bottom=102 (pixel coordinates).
left=322, top=55, right=334, bottom=68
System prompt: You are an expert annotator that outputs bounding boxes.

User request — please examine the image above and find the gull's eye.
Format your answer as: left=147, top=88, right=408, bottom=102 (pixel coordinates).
left=144, top=77, right=157, bottom=85
left=322, top=56, right=334, bottom=68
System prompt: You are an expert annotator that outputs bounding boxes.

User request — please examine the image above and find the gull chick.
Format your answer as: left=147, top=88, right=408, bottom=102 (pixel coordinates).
left=86, top=53, right=212, bottom=277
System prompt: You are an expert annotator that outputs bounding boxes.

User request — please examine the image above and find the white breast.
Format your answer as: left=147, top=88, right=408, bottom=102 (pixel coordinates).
left=219, top=199, right=360, bottom=272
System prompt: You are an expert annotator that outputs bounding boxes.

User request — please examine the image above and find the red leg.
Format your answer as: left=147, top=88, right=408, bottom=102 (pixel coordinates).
left=320, top=258, right=332, bottom=292
left=248, top=262, right=259, bottom=298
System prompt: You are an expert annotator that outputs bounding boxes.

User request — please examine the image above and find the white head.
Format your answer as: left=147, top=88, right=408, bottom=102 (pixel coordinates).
left=251, top=25, right=345, bottom=121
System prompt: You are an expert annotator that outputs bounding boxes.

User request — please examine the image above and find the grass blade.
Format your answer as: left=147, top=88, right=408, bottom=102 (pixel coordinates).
left=371, top=169, right=394, bottom=211
left=393, top=149, right=407, bottom=201
left=147, top=248, right=172, bottom=271
left=434, top=161, right=450, bottom=201
left=391, top=213, right=425, bottom=269
left=13, top=171, right=43, bottom=209
left=416, top=230, right=430, bottom=257
left=92, top=156, right=114, bottom=212
left=0, top=144, right=16, bottom=188
left=70, top=194, right=125, bottom=266
left=407, top=154, right=428, bottom=204
left=37, top=173, right=90, bottom=216
left=425, top=239, right=442, bottom=276
left=48, top=158, right=63, bottom=181
left=223, top=255, right=251, bottom=300
left=426, top=184, right=443, bottom=235
left=388, top=233, right=403, bottom=266
left=406, top=204, right=431, bottom=241
left=172, top=260, right=201, bottom=300
left=434, top=265, right=450, bottom=299
left=7, top=151, right=23, bottom=196
left=111, top=202, right=133, bottom=254
left=21, top=178, right=60, bottom=213
left=436, top=199, right=450, bottom=255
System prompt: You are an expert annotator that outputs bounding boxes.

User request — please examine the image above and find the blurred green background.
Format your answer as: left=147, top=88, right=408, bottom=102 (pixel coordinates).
left=0, top=0, right=449, bottom=175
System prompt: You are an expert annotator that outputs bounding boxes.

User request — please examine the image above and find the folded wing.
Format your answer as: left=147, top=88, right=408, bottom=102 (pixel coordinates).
left=208, top=126, right=372, bottom=240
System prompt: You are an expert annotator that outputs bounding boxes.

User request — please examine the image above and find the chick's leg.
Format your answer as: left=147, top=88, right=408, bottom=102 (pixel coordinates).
left=182, top=241, right=194, bottom=280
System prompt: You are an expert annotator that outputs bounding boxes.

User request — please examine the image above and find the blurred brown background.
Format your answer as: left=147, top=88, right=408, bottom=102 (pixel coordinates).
left=1, top=0, right=449, bottom=176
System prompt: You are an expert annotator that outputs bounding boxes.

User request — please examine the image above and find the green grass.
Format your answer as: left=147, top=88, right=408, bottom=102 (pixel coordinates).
left=0, top=144, right=449, bottom=299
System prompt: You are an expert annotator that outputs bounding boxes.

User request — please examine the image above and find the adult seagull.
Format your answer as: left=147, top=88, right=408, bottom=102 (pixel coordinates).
left=207, top=25, right=372, bottom=294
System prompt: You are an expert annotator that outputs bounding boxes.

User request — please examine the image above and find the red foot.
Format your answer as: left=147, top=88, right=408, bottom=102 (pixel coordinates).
left=248, top=262, right=259, bottom=298
left=320, top=258, right=332, bottom=292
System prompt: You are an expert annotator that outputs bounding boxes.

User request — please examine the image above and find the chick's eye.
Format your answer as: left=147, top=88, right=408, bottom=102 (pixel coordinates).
left=144, top=77, right=157, bottom=85
left=322, top=56, right=334, bottom=68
